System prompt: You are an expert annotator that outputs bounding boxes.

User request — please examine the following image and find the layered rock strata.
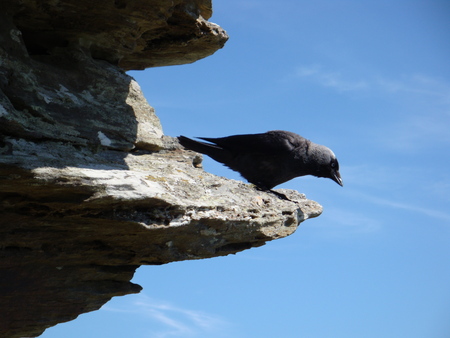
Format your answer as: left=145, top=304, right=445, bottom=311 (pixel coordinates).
left=0, top=1, right=322, bottom=337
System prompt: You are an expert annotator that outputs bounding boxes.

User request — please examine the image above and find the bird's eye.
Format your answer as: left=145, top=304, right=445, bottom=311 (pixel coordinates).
left=330, top=162, right=336, bottom=168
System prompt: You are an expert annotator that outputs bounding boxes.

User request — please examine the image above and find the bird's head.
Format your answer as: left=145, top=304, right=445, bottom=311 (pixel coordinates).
left=311, top=145, right=343, bottom=187
left=328, top=156, right=343, bottom=186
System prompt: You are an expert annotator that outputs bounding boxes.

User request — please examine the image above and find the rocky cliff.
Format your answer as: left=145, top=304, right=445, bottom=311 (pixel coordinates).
left=0, top=1, right=323, bottom=337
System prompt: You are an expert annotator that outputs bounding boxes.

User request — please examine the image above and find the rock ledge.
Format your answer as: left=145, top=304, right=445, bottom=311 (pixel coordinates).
left=0, top=1, right=322, bottom=337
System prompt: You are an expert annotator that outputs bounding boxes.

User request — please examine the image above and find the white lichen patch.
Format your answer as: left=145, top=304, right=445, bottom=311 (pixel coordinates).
left=38, top=92, right=53, bottom=104
left=56, top=85, right=80, bottom=104
left=10, top=29, right=22, bottom=43
left=97, top=131, right=112, bottom=146
left=169, top=215, right=191, bottom=227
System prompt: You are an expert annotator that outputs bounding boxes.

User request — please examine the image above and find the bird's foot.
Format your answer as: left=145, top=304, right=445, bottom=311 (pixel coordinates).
left=267, top=189, right=293, bottom=202
left=253, top=186, right=295, bottom=202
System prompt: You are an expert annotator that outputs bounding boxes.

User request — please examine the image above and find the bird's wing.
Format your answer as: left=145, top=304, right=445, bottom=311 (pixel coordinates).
left=199, top=132, right=298, bottom=154
left=178, top=136, right=233, bottom=164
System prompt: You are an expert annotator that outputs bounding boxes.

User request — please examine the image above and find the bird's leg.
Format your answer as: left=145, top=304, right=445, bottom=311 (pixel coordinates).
left=267, top=189, right=292, bottom=202
left=253, top=185, right=294, bottom=202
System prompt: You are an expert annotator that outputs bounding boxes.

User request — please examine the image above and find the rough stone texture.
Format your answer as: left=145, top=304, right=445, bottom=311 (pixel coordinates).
left=6, top=0, right=228, bottom=70
left=0, top=1, right=322, bottom=337
left=1, top=145, right=322, bottom=267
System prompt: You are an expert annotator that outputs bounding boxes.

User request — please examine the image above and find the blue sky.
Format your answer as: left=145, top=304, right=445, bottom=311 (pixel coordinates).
left=43, top=1, right=450, bottom=337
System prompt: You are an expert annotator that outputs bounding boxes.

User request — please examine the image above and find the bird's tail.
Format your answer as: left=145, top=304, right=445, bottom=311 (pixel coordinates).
left=178, top=136, right=229, bottom=164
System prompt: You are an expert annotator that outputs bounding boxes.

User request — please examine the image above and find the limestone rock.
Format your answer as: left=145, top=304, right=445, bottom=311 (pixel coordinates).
left=0, top=1, right=323, bottom=337
left=0, top=142, right=322, bottom=337
left=1, top=143, right=322, bottom=266
left=6, top=0, right=228, bottom=70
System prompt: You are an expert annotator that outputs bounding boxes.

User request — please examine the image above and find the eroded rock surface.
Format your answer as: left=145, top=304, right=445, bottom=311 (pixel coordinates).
left=0, top=1, right=322, bottom=337
left=6, top=0, right=228, bottom=70
left=0, top=142, right=322, bottom=337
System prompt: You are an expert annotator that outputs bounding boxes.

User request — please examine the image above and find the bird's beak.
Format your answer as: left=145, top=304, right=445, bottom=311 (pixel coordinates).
left=332, top=171, right=343, bottom=187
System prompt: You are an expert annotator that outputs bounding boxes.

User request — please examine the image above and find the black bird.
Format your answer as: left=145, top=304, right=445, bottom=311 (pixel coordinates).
left=178, top=130, right=343, bottom=190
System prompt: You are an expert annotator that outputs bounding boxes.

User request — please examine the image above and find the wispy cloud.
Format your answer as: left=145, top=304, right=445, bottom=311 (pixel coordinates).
left=294, top=64, right=450, bottom=101
left=341, top=164, right=406, bottom=191
left=429, top=178, right=450, bottom=203
left=351, top=191, right=450, bottom=223
left=319, top=207, right=382, bottom=235
left=294, top=64, right=450, bottom=151
left=103, top=294, right=231, bottom=338
left=376, top=74, right=450, bottom=104
left=295, top=64, right=369, bottom=92
left=379, top=112, right=450, bottom=151
left=375, top=74, right=450, bottom=150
